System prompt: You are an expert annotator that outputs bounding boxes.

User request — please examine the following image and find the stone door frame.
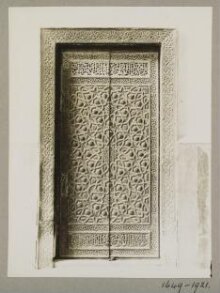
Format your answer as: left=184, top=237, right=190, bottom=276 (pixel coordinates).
left=38, top=28, right=177, bottom=269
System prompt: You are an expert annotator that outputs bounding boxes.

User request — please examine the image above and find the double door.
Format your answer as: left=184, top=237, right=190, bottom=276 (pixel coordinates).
left=56, top=45, right=159, bottom=259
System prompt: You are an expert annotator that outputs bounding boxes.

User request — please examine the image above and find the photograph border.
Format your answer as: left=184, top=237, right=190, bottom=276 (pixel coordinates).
left=0, top=1, right=219, bottom=292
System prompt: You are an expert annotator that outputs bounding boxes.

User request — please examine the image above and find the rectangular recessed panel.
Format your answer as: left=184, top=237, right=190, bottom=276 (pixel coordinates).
left=109, top=51, right=159, bottom=258
left=57, top=47, right=159, bottom=259
left=58, top=50, right=110, bottom=258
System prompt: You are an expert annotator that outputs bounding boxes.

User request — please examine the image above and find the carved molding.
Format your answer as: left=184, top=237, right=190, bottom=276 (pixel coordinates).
left=39, top=28, right=177, bottom=268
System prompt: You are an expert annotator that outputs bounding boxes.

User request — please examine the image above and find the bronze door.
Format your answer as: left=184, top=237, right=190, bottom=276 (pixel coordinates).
left=56, top=46, right=159, bottom=259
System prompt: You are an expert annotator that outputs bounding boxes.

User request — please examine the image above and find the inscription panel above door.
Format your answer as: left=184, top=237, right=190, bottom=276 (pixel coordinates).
left=57, top=46, right=159, bottom=259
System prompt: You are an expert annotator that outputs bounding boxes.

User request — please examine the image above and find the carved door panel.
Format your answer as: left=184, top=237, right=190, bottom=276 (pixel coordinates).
left=109, top=51, right=159, bottom=258
left=58, top=50, right=111, bottom=258
left=57, top=47, right=159, bottom=259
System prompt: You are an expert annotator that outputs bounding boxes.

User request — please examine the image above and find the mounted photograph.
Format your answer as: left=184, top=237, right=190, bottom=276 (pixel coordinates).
left=8, top=7, right=212, bottom=278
